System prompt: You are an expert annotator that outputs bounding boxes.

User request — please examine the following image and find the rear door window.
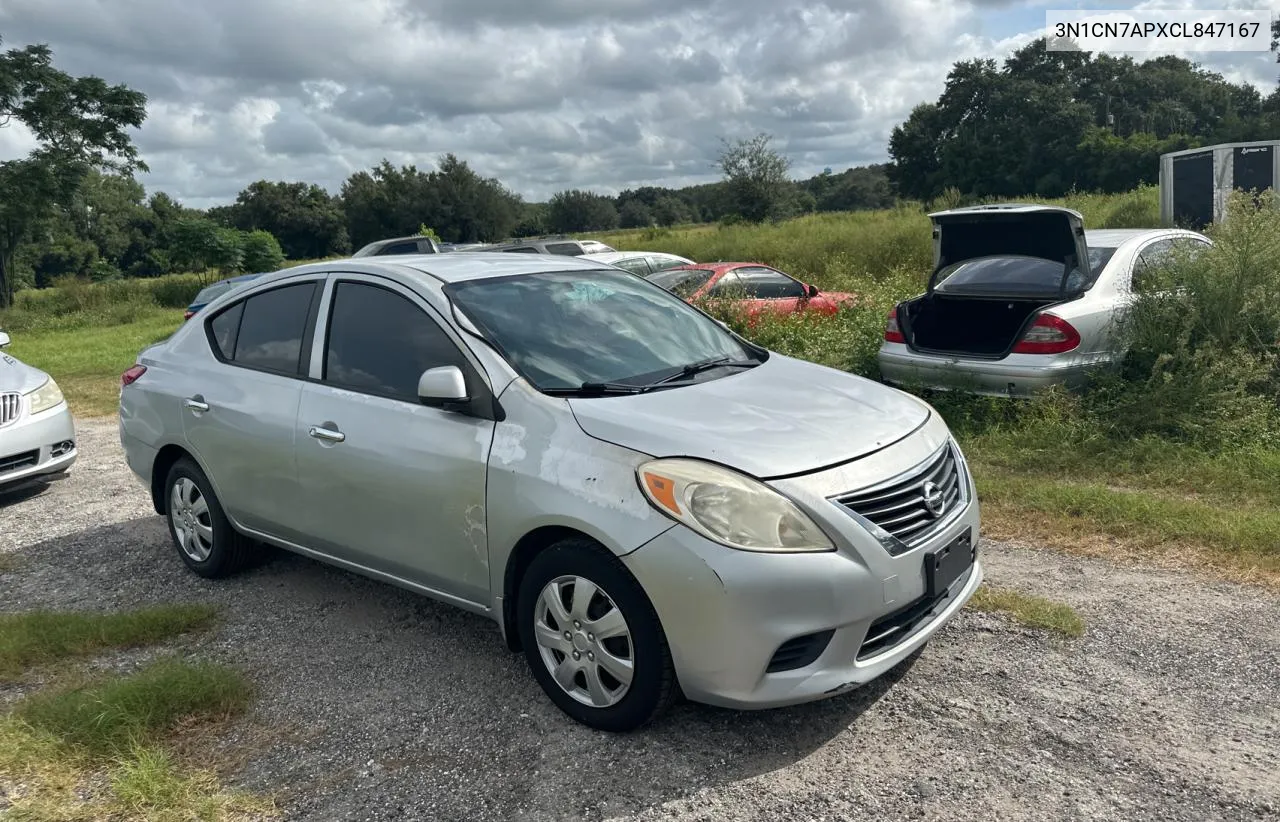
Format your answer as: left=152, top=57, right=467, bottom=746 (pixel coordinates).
left=212, top=282, right=317, bottom=375
left=730, top=266, right=807, bottom=298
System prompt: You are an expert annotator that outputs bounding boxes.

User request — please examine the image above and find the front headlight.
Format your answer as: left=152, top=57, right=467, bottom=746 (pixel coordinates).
left=26, top=377, right=65, bottom=414
left=637, top=458, right=834, bottom=553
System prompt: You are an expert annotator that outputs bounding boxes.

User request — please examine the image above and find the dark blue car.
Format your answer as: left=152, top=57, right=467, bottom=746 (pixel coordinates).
left=183, top=272, right=266, bottom=320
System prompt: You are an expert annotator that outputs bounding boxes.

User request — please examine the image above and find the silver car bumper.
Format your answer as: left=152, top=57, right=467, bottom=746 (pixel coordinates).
left=878, top=344, right=1091, bottom=397
left=623, top=417, right=982, bottom=710
left=0, top=401, right=77, bottom=490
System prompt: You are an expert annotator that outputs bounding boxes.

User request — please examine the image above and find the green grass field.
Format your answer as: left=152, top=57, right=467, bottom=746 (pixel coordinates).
left=2, top=184, right=1275, bottom=588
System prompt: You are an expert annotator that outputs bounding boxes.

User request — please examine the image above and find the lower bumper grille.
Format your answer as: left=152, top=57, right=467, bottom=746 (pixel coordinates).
left=856, top=564, right=974, bottom=661
left=0, top=449, right=39, bottom=475
left=766, top=629, right=835, bottom=673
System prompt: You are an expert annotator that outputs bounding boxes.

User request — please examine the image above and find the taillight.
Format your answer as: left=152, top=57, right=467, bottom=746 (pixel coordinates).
left=183, top=310, right=195, bottom=320
left=883, top=308, right=906, bottom=343
left=1012, top=314, right=1080, bottom=354
left=121, top=365, right=147, bottom=387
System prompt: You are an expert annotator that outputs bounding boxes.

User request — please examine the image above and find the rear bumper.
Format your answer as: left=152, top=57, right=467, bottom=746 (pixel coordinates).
left=877, top=345, right=1092, bottom=397
left=0, top=402, right=77, bottom=490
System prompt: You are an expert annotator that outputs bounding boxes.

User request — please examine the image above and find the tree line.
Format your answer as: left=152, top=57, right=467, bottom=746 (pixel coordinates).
left=3, top=30, right=1280, bottom=306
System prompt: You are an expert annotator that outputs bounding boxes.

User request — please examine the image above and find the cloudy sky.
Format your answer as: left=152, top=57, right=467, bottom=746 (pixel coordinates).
left=1, top=0, right=1276, bottom=208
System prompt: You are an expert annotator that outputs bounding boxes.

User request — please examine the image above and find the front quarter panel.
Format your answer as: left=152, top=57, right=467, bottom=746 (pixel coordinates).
left=485, top=379, right=675, bottom=602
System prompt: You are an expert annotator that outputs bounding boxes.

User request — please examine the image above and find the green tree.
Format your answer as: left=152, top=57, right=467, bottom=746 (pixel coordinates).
left=618, top=199, right=652, bottom=228
left=221, top=180, right=349, bottom=259
left=716, top=133, right=794, bottom=222
left=0, top=39, right=148, bottom=306
left=546, top=189, right=619, bottom=233
left=240, top=229, right=285, bottom=272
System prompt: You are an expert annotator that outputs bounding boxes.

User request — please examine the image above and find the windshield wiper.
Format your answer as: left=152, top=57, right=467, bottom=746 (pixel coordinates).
left=649, top=355, right=759, bottom=386
left=543, top=381, right=646, bottom=396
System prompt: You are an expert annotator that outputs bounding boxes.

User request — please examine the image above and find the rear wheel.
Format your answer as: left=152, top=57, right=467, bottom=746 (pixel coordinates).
left=164, top=458, right=253, bottom=578
left=517, top=538, right=676, bottom=732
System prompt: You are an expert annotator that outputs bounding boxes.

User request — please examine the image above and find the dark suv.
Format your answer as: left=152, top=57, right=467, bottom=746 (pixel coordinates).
left=351, top=235, right=442, bottom=257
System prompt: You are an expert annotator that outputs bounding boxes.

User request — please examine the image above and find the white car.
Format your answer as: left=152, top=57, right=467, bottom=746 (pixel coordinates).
left=580, top=251, right=695, bottom=277
left=877, top=204, right=1211, bottom=397
left=0, top=330, right=77, bottom=491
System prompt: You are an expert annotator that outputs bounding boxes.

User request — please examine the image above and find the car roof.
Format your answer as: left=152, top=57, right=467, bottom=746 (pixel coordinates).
left=293, top=251, right=617, bottom=285
left=581, top=251, right=677, bottom=263
left=1084, top=229, right=1169, bottom=248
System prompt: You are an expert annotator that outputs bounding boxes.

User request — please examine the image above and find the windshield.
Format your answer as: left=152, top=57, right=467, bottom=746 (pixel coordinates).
left=934, top=249, right=1115, bottom=296
left=646, top=267, right=714, bottom=298
left=446, top=269, right=756, bottom=391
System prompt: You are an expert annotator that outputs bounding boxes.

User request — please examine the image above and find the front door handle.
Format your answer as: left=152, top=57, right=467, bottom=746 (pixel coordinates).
left=184, top=397, right=210, bottom=412
left=308, top=426, right=345, bottom=443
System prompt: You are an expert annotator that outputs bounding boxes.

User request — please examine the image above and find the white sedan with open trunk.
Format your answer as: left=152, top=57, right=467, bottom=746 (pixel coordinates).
left=877, top=204, right=1210, bottom=397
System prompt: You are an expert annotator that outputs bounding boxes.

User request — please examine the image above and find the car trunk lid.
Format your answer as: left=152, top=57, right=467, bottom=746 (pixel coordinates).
left=899, top=205, right=1090, bottom=358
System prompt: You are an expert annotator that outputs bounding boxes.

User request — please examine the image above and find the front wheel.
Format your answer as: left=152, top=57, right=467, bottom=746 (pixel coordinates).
left=517, top=538, right=676, bottom=732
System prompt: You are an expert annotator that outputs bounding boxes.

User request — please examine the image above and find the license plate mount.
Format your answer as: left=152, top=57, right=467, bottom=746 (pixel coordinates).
left=924, top=528, right=974, bottom=600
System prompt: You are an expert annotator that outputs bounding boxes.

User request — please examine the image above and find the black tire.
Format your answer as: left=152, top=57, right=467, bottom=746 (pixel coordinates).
left=163, top=457, right=254, bottom=579
left=517, top=538, right=676, bottom=732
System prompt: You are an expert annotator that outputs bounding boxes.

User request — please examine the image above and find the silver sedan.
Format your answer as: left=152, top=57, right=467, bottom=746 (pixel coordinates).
left=878, top=204, right=1211, bottom=397
left=0, top=329, right=77, bottom=492
left=119, top=253, right=981, bottom=731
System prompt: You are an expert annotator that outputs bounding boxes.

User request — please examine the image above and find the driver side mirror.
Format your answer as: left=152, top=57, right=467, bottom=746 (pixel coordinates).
left=806, top=284, right=819, bottom=298
left=417, top=365, right=470, bottom=408
left=0, top=331, right=9, bottom=348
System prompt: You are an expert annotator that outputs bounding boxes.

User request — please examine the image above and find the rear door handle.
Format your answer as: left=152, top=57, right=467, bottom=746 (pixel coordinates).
left=308, top=426, right=345, bottom=443
left=184, top=397, right=210, bottom=412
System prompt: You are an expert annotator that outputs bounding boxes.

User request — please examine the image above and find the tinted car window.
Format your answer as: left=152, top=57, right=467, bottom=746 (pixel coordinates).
left=614, top=257, right=652, bottom=275
left=708, top=270, right=743, bottom=296
left=231, top=282, right=316, bottom=374
left=546, top=243, right=583, bottom=256
left=447, top=269, right=755, bottom=391
left=377, top=241, right=422, bottom=255
left=324, top=282, right=465, bottom=401
left=209, top=301, right=243, bottom=359
left=503, top=246, right=541, bottom=253
left=646, top=267, right=714, bottom=298
left=935, top=255, right=1088, bottom=296
left=731, top=267, right=806, bottom=299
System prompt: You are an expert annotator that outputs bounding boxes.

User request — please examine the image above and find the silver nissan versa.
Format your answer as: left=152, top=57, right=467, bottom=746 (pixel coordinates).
left=118, top=253, right=982, bottom=731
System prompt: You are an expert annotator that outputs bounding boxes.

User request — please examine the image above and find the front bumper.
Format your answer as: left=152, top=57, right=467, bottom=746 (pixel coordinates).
left=622, top=415, right=982, bottom=710
left=0, top=401, right=77, bottom=490
left=877, top=344, right=1092, bottom=397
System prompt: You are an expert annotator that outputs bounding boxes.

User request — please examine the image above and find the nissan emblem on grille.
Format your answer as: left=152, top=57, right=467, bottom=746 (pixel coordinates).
left=921, top=481, right=945, bottom=517
left=831, top=441, right=964, bottom=553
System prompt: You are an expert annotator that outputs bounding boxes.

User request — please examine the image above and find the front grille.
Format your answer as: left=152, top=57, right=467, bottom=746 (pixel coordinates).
left=766, top=629, right=835, bottom=673
left=0, top=449, right=38, bottom=475
left=856, top=590, right=948, bottom=661
left=832, top=442, right=964, bottom=552
left=0, top=393, right=19, bottom=427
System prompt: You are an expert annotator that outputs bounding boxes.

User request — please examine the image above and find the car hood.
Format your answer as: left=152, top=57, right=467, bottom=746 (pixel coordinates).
left=0, top=351, right=50, bottom=394
left=567, top=355, right=930, bottom=479
left=927, top=204, right=1089, bottom=288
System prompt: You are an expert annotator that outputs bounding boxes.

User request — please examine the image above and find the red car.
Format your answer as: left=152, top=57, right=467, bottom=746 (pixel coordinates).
left=645, top=262, right=856, bottom=321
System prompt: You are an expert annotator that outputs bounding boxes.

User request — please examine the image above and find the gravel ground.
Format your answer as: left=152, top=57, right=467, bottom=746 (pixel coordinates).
left=2, top=419, right=1278, bottom=822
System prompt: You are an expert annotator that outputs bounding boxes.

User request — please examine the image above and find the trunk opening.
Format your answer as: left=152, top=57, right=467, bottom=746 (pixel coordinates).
left=903, top=294, right=1060, bottom=358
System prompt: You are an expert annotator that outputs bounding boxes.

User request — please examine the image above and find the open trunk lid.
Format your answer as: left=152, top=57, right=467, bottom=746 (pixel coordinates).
left=926, top=204, right=1090, bottom=295
left=896, top=205, right=1091, bottom=359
